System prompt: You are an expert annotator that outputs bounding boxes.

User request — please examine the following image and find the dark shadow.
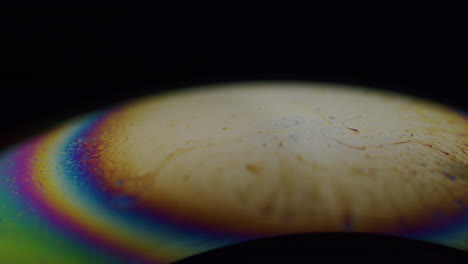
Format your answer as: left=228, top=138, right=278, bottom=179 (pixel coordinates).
left=173, top=233, right=468, bottom=264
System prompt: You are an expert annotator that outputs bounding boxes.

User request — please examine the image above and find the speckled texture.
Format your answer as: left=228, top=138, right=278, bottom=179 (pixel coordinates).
left=0, top=82, right=467, bottom=263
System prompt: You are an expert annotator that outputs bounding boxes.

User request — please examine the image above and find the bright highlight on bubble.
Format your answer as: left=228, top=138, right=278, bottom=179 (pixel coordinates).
left=0, top=82, right=467, bottom=263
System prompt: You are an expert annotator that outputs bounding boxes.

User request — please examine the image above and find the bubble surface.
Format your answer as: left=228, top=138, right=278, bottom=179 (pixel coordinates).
left=0, top=82, right=467, bottom=263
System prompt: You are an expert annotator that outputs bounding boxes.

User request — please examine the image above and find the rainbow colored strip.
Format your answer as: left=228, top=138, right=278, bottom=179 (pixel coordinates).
left=0, top=105, right=467, bottom=263
left=0, top=108, right=253, bottom=263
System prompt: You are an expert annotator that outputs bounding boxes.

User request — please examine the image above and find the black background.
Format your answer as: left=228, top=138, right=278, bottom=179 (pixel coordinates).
left=0, top=9, right=465, bottom=149
left=0, top=9, right=466, bottom=263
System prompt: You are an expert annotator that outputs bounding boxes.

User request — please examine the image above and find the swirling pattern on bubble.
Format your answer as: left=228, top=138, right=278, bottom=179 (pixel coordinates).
left=0, top=82, right=467, bottom=263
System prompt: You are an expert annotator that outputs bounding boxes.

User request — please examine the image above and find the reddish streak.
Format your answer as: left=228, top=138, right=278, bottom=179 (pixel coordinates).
left=392, top=140, right=411, bottom=145
left=341, top=122, right=359, bottom=133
